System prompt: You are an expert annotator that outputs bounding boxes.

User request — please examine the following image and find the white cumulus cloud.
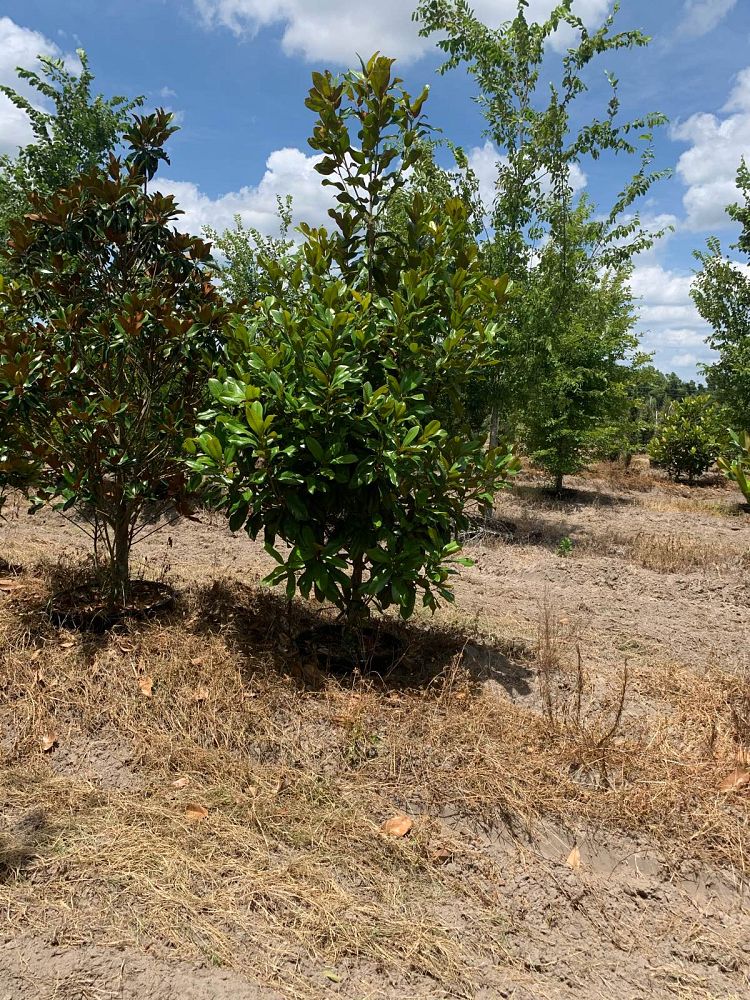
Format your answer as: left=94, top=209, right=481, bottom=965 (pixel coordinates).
left=154, top=146, right=335, bottom=235
left=630, top=263, right=715, bottom=375
left=0, top=17, right=70, bottom=155
left=672, top=65, right=750, bottom=231
left=194, top=0, right=611, bottom=64
left=678, top=0, right=737, bottom=38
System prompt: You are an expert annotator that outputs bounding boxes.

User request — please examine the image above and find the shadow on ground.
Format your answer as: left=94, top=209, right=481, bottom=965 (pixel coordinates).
left=189, top=577, right=535, bottom=697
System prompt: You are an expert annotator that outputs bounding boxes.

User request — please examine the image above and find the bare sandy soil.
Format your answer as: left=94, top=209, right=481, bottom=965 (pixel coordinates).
left=0, top=465, right=748, bottom=999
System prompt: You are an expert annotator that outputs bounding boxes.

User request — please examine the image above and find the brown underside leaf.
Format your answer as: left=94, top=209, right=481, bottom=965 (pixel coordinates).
left=566, top=845, right=582, bottom=870
left=138, top=675, right=154, bottom=697
left=719, top=768, right=750, bottom=792
left=185, top=803, right=209, bottom=821
left=40, top=732, right=58, bottom=753
left=171, top=776, right=190, bottom=789
left=381, top=814, right=413, bottom=838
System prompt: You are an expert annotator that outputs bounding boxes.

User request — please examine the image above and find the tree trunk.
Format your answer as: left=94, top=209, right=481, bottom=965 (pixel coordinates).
left=488, top=407, right=500, bottom=449
left=346, top=552, right=367, bottom=625
left=108, top=509, right=131, bottom=610
left=554, top=471, right=564, bottom=494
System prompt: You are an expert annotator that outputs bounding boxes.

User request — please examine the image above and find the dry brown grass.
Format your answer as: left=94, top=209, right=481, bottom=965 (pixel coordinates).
left=586, top=459, right=659, bottom=494
left=580, top=528, right=750, bottom=574
left=0, top=565, right=748, bottom=996
left=535, top=600, right=628, bottom=790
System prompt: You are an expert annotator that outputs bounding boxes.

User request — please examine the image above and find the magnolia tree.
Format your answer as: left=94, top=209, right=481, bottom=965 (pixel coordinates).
left=648, top=396, right=725, bottom=484
left=190, top=56, right=518, bottom=623
left=0, top=111, right=230, bottom=607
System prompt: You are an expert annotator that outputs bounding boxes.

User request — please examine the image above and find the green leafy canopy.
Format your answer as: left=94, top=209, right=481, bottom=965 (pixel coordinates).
left=190, top=55, right=519, bottom=622
left=0, top=110, right=230, bottom=606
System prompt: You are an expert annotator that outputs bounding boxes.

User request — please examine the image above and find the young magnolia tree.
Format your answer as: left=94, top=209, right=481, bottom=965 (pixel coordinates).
left=190, top=55, right=518, bottom=623
left=416, top=0, right=670, bottom=481
left=0, top=110, right=230, bottom=607
left=648, top=395, right=726, bottom=484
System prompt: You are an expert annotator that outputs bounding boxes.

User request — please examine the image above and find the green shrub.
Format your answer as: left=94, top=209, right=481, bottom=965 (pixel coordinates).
left=648, top=395, right=725, bottom=484
left=190, top=56, right=518, bottom=623
left=718, top=430, right=750, bottom=503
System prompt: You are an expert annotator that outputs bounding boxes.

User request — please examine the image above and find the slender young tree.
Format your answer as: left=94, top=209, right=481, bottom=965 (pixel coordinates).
left=0, top=50, right=142, bottom=250
left=692, top=159, right=750, bottom=432
left=415, top=0, right=671, bottom=482
left=519, top=199, right=642, bottom=490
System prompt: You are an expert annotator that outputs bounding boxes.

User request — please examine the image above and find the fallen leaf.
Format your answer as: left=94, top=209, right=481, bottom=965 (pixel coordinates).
left=58, top=639, right=75, bottom=650
left=429, top=846, right=454, bottom=865
left=381, top=814, right=413, bottom=838
left=185, top=803, right=209, bottom=822
left=272, top=775, right=288, bottom=796
left=322, top=970, right=342, bottom=983
left=40, top=732, right=58, bottom=753
left=719, top=768, right=750, bottom=792
left=138, top=675, right=153, bottom=697
left=0, top=578, right=25, bottom=592
left=192, top=685, right=209, bottom=703
left=171, top=777, right=190, bottom=789
left=565, top=846, right=582, bottom=870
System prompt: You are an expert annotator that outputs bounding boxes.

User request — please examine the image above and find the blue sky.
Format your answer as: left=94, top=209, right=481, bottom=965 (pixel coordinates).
left=1, top=0, right=749, bottom=379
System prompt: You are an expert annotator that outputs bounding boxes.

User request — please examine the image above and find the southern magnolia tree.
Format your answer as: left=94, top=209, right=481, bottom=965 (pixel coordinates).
left=191, top=56, right=518, bottom=622
left=0, top=111, right=230, bottom=606
left=692, top=159, right=750, bottom=431
left=0, top=50, right=141, bottom=252
left=648, top=395, right=725, bottom=484
left=621, top=365, right=705, bottom=459
left=416, top=0, right=670, bottom=481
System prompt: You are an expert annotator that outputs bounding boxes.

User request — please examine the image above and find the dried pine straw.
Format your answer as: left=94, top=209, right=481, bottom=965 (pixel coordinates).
left=0, top=573, right=748, bottom=997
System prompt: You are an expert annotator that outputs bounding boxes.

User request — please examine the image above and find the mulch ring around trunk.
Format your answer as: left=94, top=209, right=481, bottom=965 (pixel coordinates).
left=47, top=580, right=176, bottom=632
left=294, top=621, right=405, bottom=675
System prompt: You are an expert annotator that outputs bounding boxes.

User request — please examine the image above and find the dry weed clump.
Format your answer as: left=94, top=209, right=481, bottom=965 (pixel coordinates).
left=0, top=571, right=748, bottom=994
left=535, top=601, right=628, bottom=790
